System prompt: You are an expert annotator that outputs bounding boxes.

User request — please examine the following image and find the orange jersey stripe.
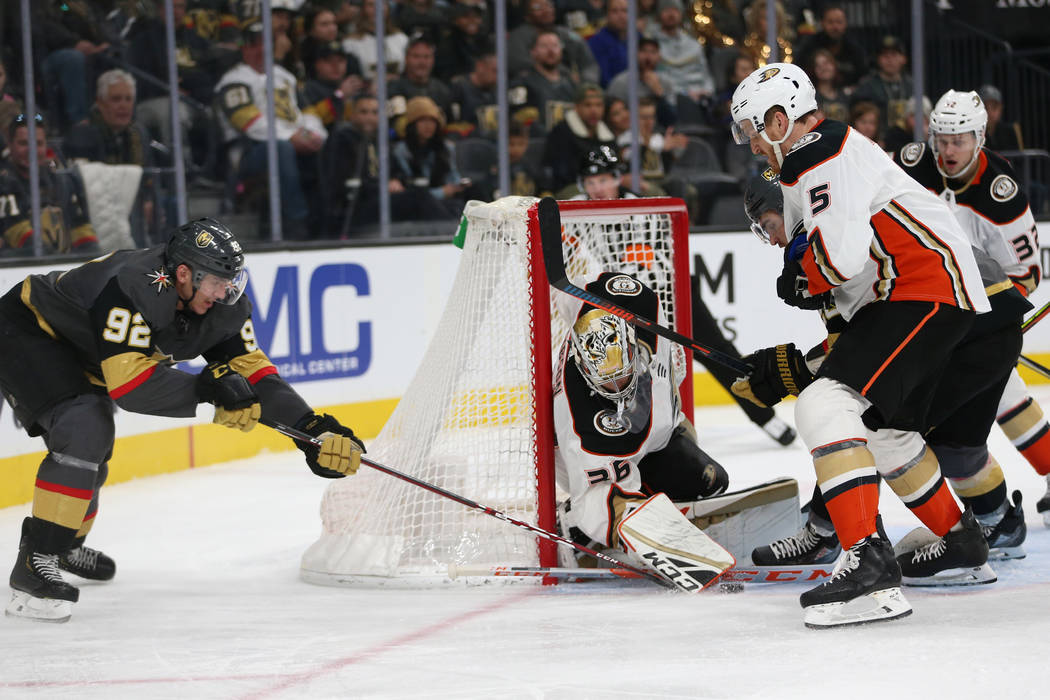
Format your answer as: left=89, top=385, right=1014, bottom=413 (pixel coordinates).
left=869, top=207, right=968, bottom=307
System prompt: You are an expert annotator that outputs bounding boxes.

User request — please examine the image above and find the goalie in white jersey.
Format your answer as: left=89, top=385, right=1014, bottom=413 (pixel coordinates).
left=730, top=63, right=992, bottom=628
left=553, top=272, right=734, bottom=591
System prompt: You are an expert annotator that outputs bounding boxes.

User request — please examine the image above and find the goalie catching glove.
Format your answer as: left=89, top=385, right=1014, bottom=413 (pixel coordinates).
left=195, top=362, right=261, bottom=432
left=731, top=343, right=814, bottom=408
left=294, top=413, right=366, bottom=478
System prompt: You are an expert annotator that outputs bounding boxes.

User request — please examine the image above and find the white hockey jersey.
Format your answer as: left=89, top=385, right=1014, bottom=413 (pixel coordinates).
left=552, top=275, right=684, bottom=547
left=780, top=120, right=990, bottom=321
left=214, top=62, right=326, bottom=144
left=894, top=142, right=1039, bottom=295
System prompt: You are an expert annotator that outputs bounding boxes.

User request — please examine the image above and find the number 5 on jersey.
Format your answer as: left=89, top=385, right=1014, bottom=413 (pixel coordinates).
left=102, top=307, right=151, bottom=348
left=809, top=183, right=831, bottom=216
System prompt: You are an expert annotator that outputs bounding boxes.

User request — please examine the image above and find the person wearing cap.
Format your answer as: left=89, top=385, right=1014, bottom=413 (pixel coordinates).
left=391, top=97, right=470, bottom=218
left=542, top=83, right=616, bottom=195
left=979, top=85, right=1023, bottom=152
left=302, top=41, right=364, bottom=129
left=434, top=0, right=492, bottom=82
left=651, top=0, right=716, bottom=104
left=388, top=36, right=455, bottom=125
left=852, top=35, right=914, bottom=138
left=586, top=0, right=629, bottom=88
left=214, top=22, right=327, bottom=238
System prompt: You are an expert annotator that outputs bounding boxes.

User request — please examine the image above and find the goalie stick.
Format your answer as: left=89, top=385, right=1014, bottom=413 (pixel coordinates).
left=262, top=418, right=673, bottom=587
left=535, top=197, right=753, bottom=375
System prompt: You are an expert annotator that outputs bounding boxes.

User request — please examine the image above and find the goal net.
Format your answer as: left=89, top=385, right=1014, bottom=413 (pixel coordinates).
left=300, top=196, right=693, bottom=586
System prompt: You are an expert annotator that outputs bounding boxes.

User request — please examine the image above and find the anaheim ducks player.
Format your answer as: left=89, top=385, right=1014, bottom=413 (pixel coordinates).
left=730, top=63, right=993, bottom=628
left=1, top=218, right=364, bottom=623
left=895, top=88, right=1048, bottom=532
left=553, top=271, right=734, bottom=591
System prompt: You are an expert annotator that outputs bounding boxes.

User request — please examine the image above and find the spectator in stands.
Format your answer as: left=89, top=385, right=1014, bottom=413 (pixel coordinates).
left=711, top=51, right=757, bottom=180
left=394, top=0, right=447, bottom=41
left=302, top=42, right=362, bottom=130
left=543, top=84, right=616, bottom=196
left=185, top=0, right=240, bottom=74
left=606, top=37, right=677, bottom=128
left=560, top=0, right=608, bottom=38
left=604, top=97, right=630, bottom=142
left=883, top=95, right=931, bottom=155
left=618, top=97, right=697, bottom=214
left=301, top=5, right=350, bottom=70
left=392, top=97, right=470, bottom=219
left=979, top=84, right=1023, bottom=151
left=389, top=36, right=455, bottom=126
left=636, top=0, right=661, bottom=35
left=321, top=94, right=449, bottom=235
left=0, top=114, right=99, bottom=255
left=507, top=0, right=600, bottom=85
left=343, top=0, right=410, bottom=85
left=587, top=0, right=629, bottom=87
left=808, top=48, right=850, bottom=123
left=794, top=4, right=867, bottom=88
left=127, top=0, right=219, bottom=169
left=448, top=53, right=499, bottom=140
left=691, top=0, right=746, bottom=48
left=64, top=70, right=156, bottom=240
left=651, top=0, right=715, bottom=106
left=506, top=122, right=544, bottom=197
left=509, top=29, right=579, bottom=135
left=31, top=3, right=111, bottom=130
left=236, top=0, right=300, bottom=74
left=435, top=1, right=492, bottom=82
left=0, top=59, right=23, bottom=153
left=740, top=0, right=794, bottom=67
left=852, top=35, right=914, bottom=139
left=849, top=99, right=882, bottom=147
left=215, top=22, right=327, bottom=239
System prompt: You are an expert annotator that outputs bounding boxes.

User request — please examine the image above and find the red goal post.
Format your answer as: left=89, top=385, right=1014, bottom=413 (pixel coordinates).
left=300, top=196, right=693, bottom=586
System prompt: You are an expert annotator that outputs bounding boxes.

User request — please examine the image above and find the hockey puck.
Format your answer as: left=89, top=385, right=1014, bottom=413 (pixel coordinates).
left=719, top=581, right=745, bottom=594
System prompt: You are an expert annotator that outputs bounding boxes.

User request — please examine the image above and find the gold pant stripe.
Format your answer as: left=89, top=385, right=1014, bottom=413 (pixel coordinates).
left=33, top=488, right=91, bottom=530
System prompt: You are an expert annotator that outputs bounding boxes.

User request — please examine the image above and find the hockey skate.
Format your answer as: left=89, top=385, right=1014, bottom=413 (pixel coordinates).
left=751, top=517, right=840, bottom=566
left=7, top=519, right=79, bottom=623
left=800, top=528, right=911, bottom=629
left=59, top=543, right=116, bottom=581
left=1036, top=475, right=1050, bottom=528
left=895, top=509, right=995, bottom=587
left=981, top=490, right=1026, bottom=560
left=760, top=416, right=797, bottom=446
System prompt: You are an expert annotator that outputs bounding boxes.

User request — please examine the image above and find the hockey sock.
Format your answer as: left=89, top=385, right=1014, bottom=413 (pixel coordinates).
left=998, top=396, right=1050, bottom=476
left=883, top=447, right=961, bottom=537
left=75, top=507, right=97, bottom=540
left=948, top=455, right=1008, bottom=521
left=803, top=484, right=836, bottom=537
left=812, top=440, right=880, bottom=549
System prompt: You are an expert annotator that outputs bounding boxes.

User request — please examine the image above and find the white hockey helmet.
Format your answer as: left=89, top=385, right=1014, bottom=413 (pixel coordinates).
left=570, top=309, right=640, bottom=402
left=929, top=89, right=987, bottom=177
left=730, top=63, right=818, bottom=163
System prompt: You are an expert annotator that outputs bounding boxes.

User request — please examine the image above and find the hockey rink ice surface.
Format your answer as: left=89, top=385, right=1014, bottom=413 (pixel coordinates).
left=2, top=397, right=1049, bottom=700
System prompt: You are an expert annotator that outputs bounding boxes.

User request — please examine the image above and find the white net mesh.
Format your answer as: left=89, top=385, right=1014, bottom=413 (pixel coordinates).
left=301, top=197, right=689, bottom=586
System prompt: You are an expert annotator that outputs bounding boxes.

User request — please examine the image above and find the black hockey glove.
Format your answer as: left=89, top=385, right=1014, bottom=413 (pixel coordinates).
left=195, top=362, right=261, bottom=431
left=777, top=258, right=827, bottom=310
left=294, top=413, right=366, bottom=478
left=730, top=343, right=814, bottom=408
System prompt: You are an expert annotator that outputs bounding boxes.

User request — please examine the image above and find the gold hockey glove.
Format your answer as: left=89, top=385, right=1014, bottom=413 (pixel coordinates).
left=731, top=343, right=814, bottom=408
left=294, top=413, right=366, bottom=478
left=214, top=403, right=261, bottom=432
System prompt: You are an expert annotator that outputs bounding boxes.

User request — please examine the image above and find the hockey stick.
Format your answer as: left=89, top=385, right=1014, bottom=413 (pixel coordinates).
left=449, top=563, right=833, bottom=585
left=1018, top=353, right=1050, bottom=380
left=535, top=197, right=753, bottom=375
left=1022, top=299, right=1050, bottom=334
left=262, top=418, right=671, bottom=587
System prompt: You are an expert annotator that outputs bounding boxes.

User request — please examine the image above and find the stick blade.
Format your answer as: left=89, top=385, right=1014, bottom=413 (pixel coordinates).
left=536, top=196, right=568, bottom=286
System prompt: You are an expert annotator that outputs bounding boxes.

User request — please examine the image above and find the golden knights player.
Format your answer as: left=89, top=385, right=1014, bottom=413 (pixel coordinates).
left=553, top=271, right=734, bottom=591
left=895, top=89, right=1050, bottom=529
left=1, top=218, right=363, bottom=622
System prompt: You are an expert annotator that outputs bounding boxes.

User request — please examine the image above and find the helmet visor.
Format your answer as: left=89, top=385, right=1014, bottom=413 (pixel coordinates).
left=198, top=268, right=248, bottom=305
left=731, top=118, right=759, bottom=145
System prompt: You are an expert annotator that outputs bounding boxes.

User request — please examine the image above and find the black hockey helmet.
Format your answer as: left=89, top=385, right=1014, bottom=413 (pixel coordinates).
left=743, top=168, right=783, bottom=242
left=578, top=144, right=623, bottom=179
left=165, top=218, right=247, bottom=305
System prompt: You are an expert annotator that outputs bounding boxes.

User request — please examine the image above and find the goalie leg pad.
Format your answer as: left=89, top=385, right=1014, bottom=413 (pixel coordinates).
left=616, top=493, right=735, bottom=592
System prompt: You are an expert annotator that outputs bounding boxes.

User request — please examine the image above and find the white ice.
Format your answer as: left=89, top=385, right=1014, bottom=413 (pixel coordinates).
left=2, top=393, right=1049, bottom=700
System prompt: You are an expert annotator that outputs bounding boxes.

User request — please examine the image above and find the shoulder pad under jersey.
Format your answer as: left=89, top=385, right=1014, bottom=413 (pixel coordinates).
left=779, top=120, right=849, bottom=186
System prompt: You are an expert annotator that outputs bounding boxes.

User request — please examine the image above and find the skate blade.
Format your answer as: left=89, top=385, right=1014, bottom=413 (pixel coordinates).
left=5, top=591, right=73, bottom=623
left=988, top=545, right=1026, bottom=561
left=803, top=587, right=912, bottom=629
left=1042, top=511, right=1050, bottom=528
left=902, top=563, right=997, bottom=587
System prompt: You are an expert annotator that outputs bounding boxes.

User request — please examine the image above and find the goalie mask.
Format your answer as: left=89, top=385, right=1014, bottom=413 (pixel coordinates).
left=570, top=309, right=641, bottom=402
left=929, top=89, right=987, bottom=178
